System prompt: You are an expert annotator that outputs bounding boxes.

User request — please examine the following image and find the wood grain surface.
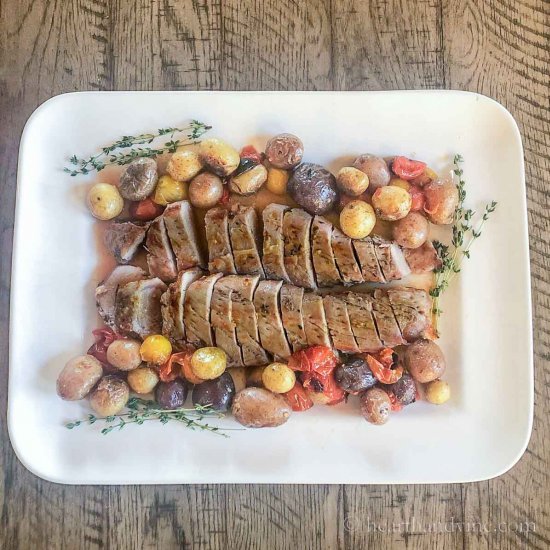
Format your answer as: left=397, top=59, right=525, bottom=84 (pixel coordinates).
left=0, top=0, right=548, bottom=548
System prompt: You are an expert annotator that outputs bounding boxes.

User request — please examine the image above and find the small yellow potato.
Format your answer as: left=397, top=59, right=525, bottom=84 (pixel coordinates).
left=336, top=167, right=370, bottom=196
left=140, top=335, right=172, bottom=365
left=229, top=164, right=268, bottom=195
left=152, top=175, right=188, bottom=205
left=339, top=200, right=376, bottom=239
left=106, top=339, right=142, bottom=371
left=191, top=347, right=227, bottom=380
left=262, top=363, right=296, bottom=394
left=371, top=186, right=412, bottom=221
left=166, top=150, right=203, bottom=182
left=199, top=138, right=240, bottom=177
left=127, top=366, right=160, bottom=394
left=424, top=379, right=451, bottom=404
left=87, top=183, right=124, bottom=220
left=266, top=167, right=289, bottom=195
left=390, top=178, right=410, bottom=191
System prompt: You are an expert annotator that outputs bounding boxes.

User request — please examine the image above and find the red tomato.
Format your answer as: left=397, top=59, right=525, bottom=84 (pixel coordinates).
left=392, top=156, right=427, bottom=180
left=385, top=390, right=404, bottom=412
left=240, top=145, right=262, bottom=164
left=301, top=371, right=346, bottom=406
left=288, top=345, right=338, bottom=377
left=129, top=198, right=165, bottom=221
left=409, top=185, right=425, bottom=212
left=87, top=328, right=120, bottom=372
left=366, top=354, right=403, bottom=385
left=171, top=351, right=204, bottom=384
left=284, top=380, right=314, bottom=411
left=158, top=351, right=195, bottom=383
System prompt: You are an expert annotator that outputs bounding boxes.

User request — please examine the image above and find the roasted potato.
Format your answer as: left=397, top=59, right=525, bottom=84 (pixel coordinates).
left=155, top=379, right=189, bottom=409
left=246, top=366, right=266, bottom=387
left=265, top=133, right=303, bottom=169
left=353, top=154, right=391, bottom=191
left=371, top=186, right=411, bottom=221
left=232, top=387, right=292, bottom=428
left=140, top=335, right=172, bottom=365
left=166, top=150, right=203, bottom=182
left=119, top=158, right=158, bottom=201
left=106, top=339, right=142, bottom=371
left=127, top=366, right=160, bottom=394
left=404, top=339, right=446, bottom=383
left=89, top=376, right=130, bottom=416
left=334, top=356, right=377, bottom=393
left=288, top=163, right=339, bottom=215
left=229, top=164, right=268, bottom=195
left=56, top=355, right=103, bottom=400
left=191, top=347, right=227, bottom=380
left=152, top=175, right=188, bottom=205
left=423, top=179, right=459, bottom=224
left=360, top=387, right=391, bottom=425
left=262, top=363, right=296, bottom=394
left=192, top=372, right=235, bottom=412
left=336, top=167, right=370, bottom=196
left=266, top=167, right=289, bottom=195
left=189, top=172, right=224, bottom=208
left=228, top=367, right=247, bottom=393
left=199, top=138, right=240, bottom=176
left=392, top=212, right=429, bottom=249
left=87, top=183, right=124, bottom=220
left=339, top=200, right=376, bottom=239
left=424, top=379, right=451, bottom=404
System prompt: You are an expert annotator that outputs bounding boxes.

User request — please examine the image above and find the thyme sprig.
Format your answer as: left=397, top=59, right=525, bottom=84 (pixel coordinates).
left=430, top=155, right=497, bottom=329
left=65, top=397, right=235, bottom=437
left=64, top=120, right=211, bottom=176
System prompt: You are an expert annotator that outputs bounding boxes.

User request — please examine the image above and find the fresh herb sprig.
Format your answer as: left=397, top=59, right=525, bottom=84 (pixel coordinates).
left=430, top=155, right=497, bottom=330
left=66, top=397, right=235, bottom=437
left=64, top=120, right=211, bottom=176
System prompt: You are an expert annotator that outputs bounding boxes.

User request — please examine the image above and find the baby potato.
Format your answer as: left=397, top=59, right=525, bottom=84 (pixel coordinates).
left=57, top=355, right=103, bottom=400
left=127, top=366, right=160, bottom=394
left=262, top=363, right=296, bottom=394
left=87, top=183, right=124, bottom=220
left=266, top=167, right=289, bottom=195
left=229, top=164, right=268, bottom=195
left=423, top=179, right=459, bottom=224
left=390, top=178, right=410, bottom=191
left=371, top=186, right=412, bottom=221
left=191, top=347, right=227, bottom=380
left=166, top=150, right=203, bottom=182
left=336, top=167, right=370, bottom=196
left=360, top=387, right=391, bottom=425
left=247, top=366, right=266, bottom=387
left=228, top=367, right=247, bottom=393
left=404, top=339, right=446, bottom=383
left=119, top=158, right=158, bottom=200
left=353, top=154, right=391, bottom=191
left=265, top=133, right=303, bottom=169
left=199, top=138, right=240, bottom=176
left=89, top=376, right=130, bottom=416
left=232, top=387, right=292, bottom=428
left=140, top=335, right=172, bottom=365
left=152, top=175, right=188, bottom=205
left=106, top=339, right=142, bottom=371
left=424, top=379, right=451, bottom=404
left=340, top=200, right=376, bottom=239
left=392, top=212, right=429, bottom=249
left=189, top=172, right=224, bottom=208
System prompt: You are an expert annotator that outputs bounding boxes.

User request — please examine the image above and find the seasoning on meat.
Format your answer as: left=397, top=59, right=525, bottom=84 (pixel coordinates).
left=323, top=294, right=359, bottom=353
left=311, top=216, right=341, bottom=287
left=262, top=203, right=290, bottom=282
left=205, top=207, right=237, bottom=275
left=331, top=227, right=363, bottom=285
left=372, top=236, right=411, bottom=281
left=344, top=292, right=384, bottom=352
left=302, top=293, right=332, bottom=348
left=280, top=284, right=307, bottom=353
left=283, top=208, right=316, bottom=289
left=353, top=237, right=386, bottom=282
left=228, top=205, right=264, bottom=277
left=104, top=221, right=148, bottom=264
left=145, top=217, right=178, bottom=282
left=371, top=290, right=405, bottom=347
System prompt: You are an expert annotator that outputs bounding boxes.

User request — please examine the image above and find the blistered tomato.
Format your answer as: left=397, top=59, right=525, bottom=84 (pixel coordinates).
left=284, top=380, right=314, bottom=411
left=129, top=198, right=165, bottom=221
left=409, top=185, right=425, bottom=212
left=240, top=145, right=263, bottom=164
left=288, top=345, right=338, bottom=377
left=392, top=156, right=427, bottom=180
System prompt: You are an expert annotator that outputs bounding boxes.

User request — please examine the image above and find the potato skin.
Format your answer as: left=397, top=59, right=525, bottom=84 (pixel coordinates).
left=87, top=184, right=124, bottom=220
left=371, top=186, right=411, bottom=221
left=404, top=339, right=446, bottom=383
left=106, top=339, right=142, bottom=371
left=232, top=387, right=292, bottom=428
left=266, top=167, right=289, bottom=195
left=119, top=158, right=158, bottom=201
left=57, top=355, right=103, bottom=400
left=339, top=200, right=376, bottom=239
left=424, top=379, right=451, bottom=404
left=166, top=150, right=203, bottom=182
left=288, top=163, right=339, bottom=215
left=189, top=172, right=224, bottom=208
left=229, top=164, right=268, bottom=195
left=127, top=366, right=159, bottom=394
left=262, top=363, right=296, bottom=394
left=392, top=212, right=429, bottom=249
left=191, top=347, right=227, bottom=380
left=199, top=138, right=240, bottom=176
left=89, top=376, right=130, bottom=416
left=265, top=133, right=303, bottom=169
left=423, top=180, right=459, bottom=224
left=336, top=167, right=370, bottom=196
left=360, top=387, right=391, bottom=425
left=353, top=154, right=391, bottom=191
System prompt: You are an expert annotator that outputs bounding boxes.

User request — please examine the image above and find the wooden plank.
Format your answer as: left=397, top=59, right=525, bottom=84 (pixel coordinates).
left=445, top=1, right=550, bottom=549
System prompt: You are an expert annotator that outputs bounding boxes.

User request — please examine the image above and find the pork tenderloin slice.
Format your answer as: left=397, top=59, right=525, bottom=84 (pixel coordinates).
left=222, top=275, right=269, bottom=366
left=353, top=237, right=386, bottom=283
left=104, top=221, right=148, bottom=264
left=385, top=287, right=434, bottom=341
left=311, top=216, right=342, bottom=287
left=228, top=206, right=264, bottom=277
left=302, top=293, right=332, bottom=348
left=163, top=200, right=205, bottom=270
left=210, top=278, right=244, bottom=367
left=331, top=227, right=364, bottom=285
left=280, top=284, right=307, bottom=353
left=115, top=278, right=167, bottom=339
left=323, top=295, right=359, bottom=353
left=404, top=241, right=442, bottom=274
left=254, top=280, right=291, bottom=359
left=262, top=204, right=290, bottom=282
left=161, top=267, right=204, bottom=345
left=146, top=217, right=178, bottom=282
left=371, top=290, right=406, bottom=347
left=96, top=265, right=147, bottom=329
left=205, top=207, right=237, bottom=275
left=372, top=236, right=411, bottom=281
left=183, top=273, right=223, bottom=346
left=283, top=208, right=316, bottom=289
left=344, top=292, right=384, bottom=352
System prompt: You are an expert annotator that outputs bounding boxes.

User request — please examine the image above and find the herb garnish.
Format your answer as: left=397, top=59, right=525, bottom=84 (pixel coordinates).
left=430, top=154, right=497, bottom=330
left=64, top=120, right=211, bottom=176
left=66, top=397, right=236, bottom=437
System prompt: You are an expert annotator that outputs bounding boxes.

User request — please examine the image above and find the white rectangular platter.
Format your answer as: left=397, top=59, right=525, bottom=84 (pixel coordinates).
left=9, top=91, right=533, bottom=484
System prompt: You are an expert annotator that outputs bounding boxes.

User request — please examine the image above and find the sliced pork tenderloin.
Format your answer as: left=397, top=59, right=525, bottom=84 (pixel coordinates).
left=262, top=203, right=290, bottom=282
left=163, top=200, right=205, bottom=270
left=331, top=227, right=364, bottom=285
left=404, top=241, right=442, bottom=274
left=385, top=287, right=433, bottom=341
left=183, top=273, right=223, bottom=346
left=323, top=295, right=359, bottom=353
left=280, top=284, right=307, bottom=353
left=311, top=216, right=341, bottom=287
left=145, top=217, right=178, bottom=282
left=283, top=208, right=316, bottom=289
left=353, top=237, right=386, bottom=283
left=372, top=236, right=411, bottom=281
left=205, top=207, right=237, bottom=275
left=371, top=290, right=406, bottom=347
left=302, top=292, right=332, bottom=348
left=96, top=265, right=147, bottom=329
left=344, top=292, right=384, bottom=352
left=104, top=221, right=148, bottom=264
left=115, top=278, right=167, bottom=338
left=254, top=280, right=291, bottom=359
left=228, top=206, right=264, bottom=277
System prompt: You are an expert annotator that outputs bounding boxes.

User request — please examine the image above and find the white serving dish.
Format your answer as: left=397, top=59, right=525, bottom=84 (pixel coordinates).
left=9, top=91, right=532, bottom=484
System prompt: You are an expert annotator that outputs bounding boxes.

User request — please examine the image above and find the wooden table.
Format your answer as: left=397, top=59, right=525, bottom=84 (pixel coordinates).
left=1, top=1, right=548, bottom=548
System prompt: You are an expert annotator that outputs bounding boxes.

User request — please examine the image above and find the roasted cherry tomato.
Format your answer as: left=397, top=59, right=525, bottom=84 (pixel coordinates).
left=240, top=145, right=263, bottom=164
left=171, top=351, right=205, bottom=384
left=365, top=352, right=403, bottom=385
left=302, top=371, right=346, bottom=406
left=158, top=352, right=185, bottom=383
left=284, top=380, right=314, bottom=411
left=385, top=390, right=404, bottom=412
left=392, top=156, right=427, bottom=180
left=409, top=185, right=425, bottom=212
left=288, top=345, right=338, bottom=377
left=129, top=198, right=165, bottom=221
left=87, top=328, right=120, bottom=372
